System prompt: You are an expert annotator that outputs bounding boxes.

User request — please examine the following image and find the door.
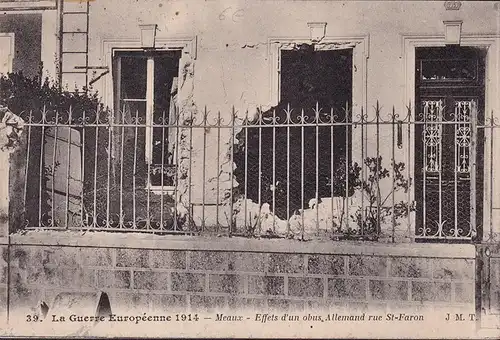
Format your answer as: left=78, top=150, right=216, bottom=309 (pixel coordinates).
left=414, top=46, right=485, bottom=242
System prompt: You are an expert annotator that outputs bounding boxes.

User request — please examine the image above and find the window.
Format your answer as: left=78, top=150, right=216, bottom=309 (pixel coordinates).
left=234, top=46, right=353, bottom=220
left=414, top=46, right=486, bottom=242
left=113, top=50, right=181, bottom=188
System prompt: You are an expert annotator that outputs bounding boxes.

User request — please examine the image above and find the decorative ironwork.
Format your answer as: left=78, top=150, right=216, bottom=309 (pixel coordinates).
left=14, top=101, right=497, bottom=242
left=455, top=101, right=472, bottom=173
left=422, top=100, right=443, bottom=173
left=415, top=99, right=484, bottom=241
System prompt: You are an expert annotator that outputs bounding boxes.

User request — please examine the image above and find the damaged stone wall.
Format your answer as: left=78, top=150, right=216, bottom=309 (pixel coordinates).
left=172, top=46, right=266, bottom=229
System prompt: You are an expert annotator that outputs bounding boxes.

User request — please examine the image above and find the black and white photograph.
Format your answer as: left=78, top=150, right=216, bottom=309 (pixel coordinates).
left=0, top=0, right=499, bottom=337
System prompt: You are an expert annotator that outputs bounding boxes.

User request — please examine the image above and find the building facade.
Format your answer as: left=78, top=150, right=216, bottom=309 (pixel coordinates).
left=0, top=0, right=499, bottom=337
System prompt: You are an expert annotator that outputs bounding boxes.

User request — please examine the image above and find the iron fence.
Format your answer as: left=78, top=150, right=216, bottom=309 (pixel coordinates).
left=12, top=100, right=500, bottom=242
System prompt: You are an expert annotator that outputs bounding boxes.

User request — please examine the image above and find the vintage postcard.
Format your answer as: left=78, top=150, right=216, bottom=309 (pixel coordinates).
left=0, top=0, right=499, bottom=338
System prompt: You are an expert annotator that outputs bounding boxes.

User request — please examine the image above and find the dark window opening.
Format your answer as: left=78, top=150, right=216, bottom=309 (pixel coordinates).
left=234, top=47, right=353, bottom=220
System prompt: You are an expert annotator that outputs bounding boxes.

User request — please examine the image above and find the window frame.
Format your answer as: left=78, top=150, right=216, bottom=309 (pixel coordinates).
left=113, top=49, right=181, bottom=193
left=268, top=35, right=368, bottom=167
left=104, top=36, right=196, bottom=193
left=402, top=34, right=499, bottom=243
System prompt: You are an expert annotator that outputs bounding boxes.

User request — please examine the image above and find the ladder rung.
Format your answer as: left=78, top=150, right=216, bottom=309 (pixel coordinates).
left=63, top=31, right=89, bottom=34
left=63, top=11, right=88, bottom=14
left=62, top=71, right=87, bottom=74
left=62, top=51, right=87, bottom=54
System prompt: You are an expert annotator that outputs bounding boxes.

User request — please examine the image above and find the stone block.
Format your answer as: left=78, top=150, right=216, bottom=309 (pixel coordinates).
left=171, top=272, right=205, bottom=292
left=9, top=285, right=42, bottom=310
left=97, top=270, right=131, bottom=289
left=154, top=294, right=187, bottom=311
left=288, top=300, right=306, bottom=312
left=369, top=279, right=408, bottom=301
left=329, top=301, right=369, bottom=313
left=209, top=274, right=245, bottom=294
left=348, top=256, right=387, bottom=277
left=389, top=257, right=432, bottom=278
left=267, top=298, right=290, bottom=311
left=9, top=267, right=27, bottom=293
left=454, top=282, right=474, bottom=303
left=10, top=246, right=43, bottom=269
left=71, top=269, right=96, bottom=289
left=150, top=250, right=186, bottom=270
left=228, top=252, right=266, bottom=273
left=24, top=266, right=49, bottom=286
left=0, top=286, right=6, bottom=306
left=133, top=271, right=169, bottom=290
left=189, top=251, right=228, bottom=271
left=288, top=277, right=324, bottom=298
left=491, top=259, right=500, bottom=286
left=366, top=303, right=388, bottom=313
left=432, top=259, right=475, bottom=280
left=0, top=219, right=6, bottom=238
left=26, top=267, right=94, bottom=289
left=116, top=248, right=148, bottom=268
left=227, top=297, right=266, bottom=310
left=0, top=266, right=6, bottom=284
left=328, top=278, right=366, bottom=300
left=308, top=255, right=345, bottom=275
left=268, top=254, right=305, bottom=274
left=114, top=292, right=151, bottom=310
left=1, top=246, right=7, bottom=266
left=491, top=288, right=500, bottom=311
left=80, top=247, right=113, bottom=267
left=307, top=300, right=328, bottom=311
left=386, top=303, right=426, bottom=313
left=39, top=246, right=80, bottom=267
left=189, top=295, right=226, bottom=312
left=411, top=281, right=451, bottom=302
left=248, top=275, right=284, bottom=295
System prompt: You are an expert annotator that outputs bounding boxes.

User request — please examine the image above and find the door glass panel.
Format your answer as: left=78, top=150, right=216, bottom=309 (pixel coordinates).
left=420, top=59, right=477, bottom=81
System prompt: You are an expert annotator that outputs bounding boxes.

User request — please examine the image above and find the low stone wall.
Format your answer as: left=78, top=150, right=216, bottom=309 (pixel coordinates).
left=0, top=233, right=475, bottom=318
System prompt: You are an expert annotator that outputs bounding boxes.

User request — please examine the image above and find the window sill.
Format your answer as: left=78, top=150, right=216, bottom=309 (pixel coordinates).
left=2, top=230, right=476, bottom=259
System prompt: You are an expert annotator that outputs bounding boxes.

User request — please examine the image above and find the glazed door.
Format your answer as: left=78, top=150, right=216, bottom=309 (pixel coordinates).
left=414, top=47, right=485, bottom=242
